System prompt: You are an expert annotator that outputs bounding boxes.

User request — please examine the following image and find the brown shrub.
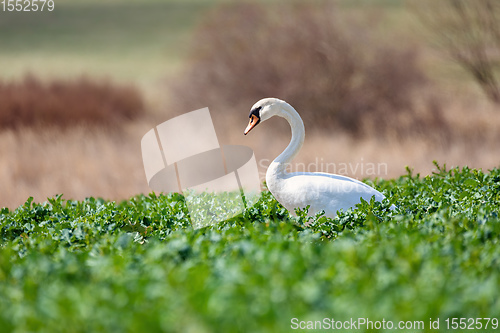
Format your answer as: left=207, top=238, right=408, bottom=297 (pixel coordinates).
left=0, top=75, right=144, bottom=130
left=170, top=2, right=443, bottom=139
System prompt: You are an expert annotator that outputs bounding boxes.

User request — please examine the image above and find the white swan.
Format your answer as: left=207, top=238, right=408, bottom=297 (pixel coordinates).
left=244, top=98, right=389, bottom=218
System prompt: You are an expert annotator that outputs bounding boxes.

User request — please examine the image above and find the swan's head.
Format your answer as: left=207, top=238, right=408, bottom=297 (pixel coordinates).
left=244, top=98, right=284, bottom=135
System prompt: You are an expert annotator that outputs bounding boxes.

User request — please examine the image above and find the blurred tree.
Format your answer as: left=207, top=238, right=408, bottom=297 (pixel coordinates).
left=171, top=2, right=437, bottom=139
left=413, top=0, right=500, bottom=104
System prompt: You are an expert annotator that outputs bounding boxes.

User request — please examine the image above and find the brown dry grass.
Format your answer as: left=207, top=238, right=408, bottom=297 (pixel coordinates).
left=1, top=90, right=499, bottom=210
left=0, top=75, right=148, bottom=209
left=0, top=122, right=151, bottom=210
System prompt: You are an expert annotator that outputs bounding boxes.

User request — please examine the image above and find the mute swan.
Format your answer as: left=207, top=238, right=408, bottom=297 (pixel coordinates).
left=244, top=98, right=389, bottom=218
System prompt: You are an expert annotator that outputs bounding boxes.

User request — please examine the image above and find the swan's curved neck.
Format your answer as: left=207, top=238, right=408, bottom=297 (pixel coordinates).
left=268, top=103, right=305, bottom=177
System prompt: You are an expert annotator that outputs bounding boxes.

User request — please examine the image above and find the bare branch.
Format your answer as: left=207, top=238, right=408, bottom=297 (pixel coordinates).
left=411, top=0, right=500, bottom=103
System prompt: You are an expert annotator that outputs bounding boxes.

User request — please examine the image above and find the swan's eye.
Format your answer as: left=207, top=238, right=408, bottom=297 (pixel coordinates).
left=249, top=106, right=262, bottom=119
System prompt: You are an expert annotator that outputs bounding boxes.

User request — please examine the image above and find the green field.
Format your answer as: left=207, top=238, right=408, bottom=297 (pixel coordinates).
left=1, top=164, right=499, bottom=332
left=0, top=0, right=215, bottom=83
left=0, top=0, right=418, bottom=82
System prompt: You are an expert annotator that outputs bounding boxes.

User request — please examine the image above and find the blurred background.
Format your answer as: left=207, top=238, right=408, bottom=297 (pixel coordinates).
left=1, top=0, right=499, bottom=209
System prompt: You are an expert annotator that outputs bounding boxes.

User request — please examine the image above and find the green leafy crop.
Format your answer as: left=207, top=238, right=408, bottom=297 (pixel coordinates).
left=1, top=164, right=499, bottom=332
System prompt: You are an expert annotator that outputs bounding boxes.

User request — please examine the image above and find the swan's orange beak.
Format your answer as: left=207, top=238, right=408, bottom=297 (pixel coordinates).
left=244, top=114, right=260, bottom=135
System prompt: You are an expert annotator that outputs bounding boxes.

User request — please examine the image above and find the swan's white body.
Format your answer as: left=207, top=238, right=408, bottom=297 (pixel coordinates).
left=245, top=98, right=387, bottom=218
